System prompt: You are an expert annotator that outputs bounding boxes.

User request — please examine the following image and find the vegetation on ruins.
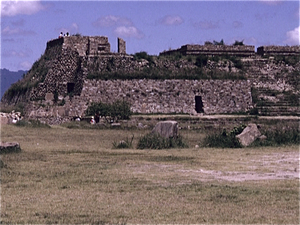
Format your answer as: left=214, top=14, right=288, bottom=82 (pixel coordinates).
left=213, top=39, right=225, bottom=45
left=2, top=44, right=60, bottom=103
left=87, top=52, right=246, bottom=81
left=233, top=40, right=245, bottom=46
left=273, top=55, right=300, bottom=67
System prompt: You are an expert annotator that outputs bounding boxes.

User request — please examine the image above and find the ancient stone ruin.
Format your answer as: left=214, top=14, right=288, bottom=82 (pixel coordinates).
left=1, top=35, right=299, bottom=124
left=160, top=44, right=256, bottom=57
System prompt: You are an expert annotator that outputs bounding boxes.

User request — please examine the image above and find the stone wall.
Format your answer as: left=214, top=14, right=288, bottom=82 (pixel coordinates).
left=25, top=79, right=252, bottom=123
left=30, top=48, right=84, bottom=100
left=160, top=44, right=255, bottom=57
left=46, top=35, right=111, bottom=57
left=257, top=46, right=300, bottom=56
left=118, top=38, right=126, bottom=54
left=73, top=79, right=252, bottom=116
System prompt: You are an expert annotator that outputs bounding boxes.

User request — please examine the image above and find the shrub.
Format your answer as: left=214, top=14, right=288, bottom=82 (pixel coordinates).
left=137, top=133, right=188, bottom=149
left=85, top=100, right=132, bottom=122
left=213, top=39, right=225, bottom=45
left=202, top=125, right=245, bottom=148
left=133, top=51, right=154, bottom=64
left=195, top=55, right=208, bottom=67
left=251, top=129, right=300, bottom=147
left=233, top=40, right=244, bottom=46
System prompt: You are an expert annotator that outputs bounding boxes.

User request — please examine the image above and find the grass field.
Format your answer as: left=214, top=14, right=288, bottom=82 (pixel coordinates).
left=1, top=124, right=299, bottom=224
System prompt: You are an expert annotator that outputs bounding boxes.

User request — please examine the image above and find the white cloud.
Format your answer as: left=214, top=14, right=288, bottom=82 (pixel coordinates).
left=93, top=15, right=132, bottom=27
left=19, top=61, right=32, bottom=70
left=1, top=0, right=45, bottom=17
left=3, top=50, right=30, bottom=58
left=193, top=20, right=219, bottom=30
left=233, top=21, right=243, bottom=29
left=2, top=26, right=36, bottom=36
left=114, top=26, right=144, bottom=39
left=160, top=15, right=183, bottom=26
left=284, top=26, right=300, bottom=45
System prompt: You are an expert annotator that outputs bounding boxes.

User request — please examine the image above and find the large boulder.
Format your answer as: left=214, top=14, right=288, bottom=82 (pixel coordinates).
left=152, top=120, right=178, bottom=138
left=236, top=123, right=261, bottom=147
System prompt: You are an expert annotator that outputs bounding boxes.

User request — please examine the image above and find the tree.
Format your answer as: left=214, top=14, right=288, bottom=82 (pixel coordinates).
left=233, top=40, right=244, bottom=46
left=213, top=39, right=225, bottom=45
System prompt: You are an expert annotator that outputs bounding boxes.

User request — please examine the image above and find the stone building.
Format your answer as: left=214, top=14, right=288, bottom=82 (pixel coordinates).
left=2, top=35, right=299, bottom=124
left=257, top=45, right=300, bottom=56
left=160, top=44, right=256, bottom=57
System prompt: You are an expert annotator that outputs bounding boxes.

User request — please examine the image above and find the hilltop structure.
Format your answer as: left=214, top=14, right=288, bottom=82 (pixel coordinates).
left=1, top=35, right=299, bottom=124
left=160, top=44, right=256, bottom=57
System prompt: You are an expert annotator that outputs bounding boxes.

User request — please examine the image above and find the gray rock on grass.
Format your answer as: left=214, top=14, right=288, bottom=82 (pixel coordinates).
left=152, top=120, right=178, bottom=138
left=236, top=123, right=261, bottom=147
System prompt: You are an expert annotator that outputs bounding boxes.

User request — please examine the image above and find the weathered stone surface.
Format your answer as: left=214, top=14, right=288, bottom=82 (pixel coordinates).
left=0, top=142, right=21, bottom=154
left=0, top=111, right=22, bottom=124
left=0, top=159, right=4, bottom=168
left=45, top=92, right=54, bottom=101
left=152, top=121, right=178, bottom=138
left=0, top=114, right=8, bottom=124
left=236, top=123, right=261, bottom=147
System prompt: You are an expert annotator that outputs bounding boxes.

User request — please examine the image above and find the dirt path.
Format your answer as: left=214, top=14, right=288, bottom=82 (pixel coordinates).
left=130, top=150, right=299, bottom=183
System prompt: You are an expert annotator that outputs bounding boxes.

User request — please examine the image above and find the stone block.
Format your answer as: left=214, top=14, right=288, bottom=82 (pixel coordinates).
left=45, top=92, right=54, bottom=101
left=236, top=123, right=261, bottom=147
left=152, top=120, right=178, bottom=138
left=57, top=107, right=65, bottom=117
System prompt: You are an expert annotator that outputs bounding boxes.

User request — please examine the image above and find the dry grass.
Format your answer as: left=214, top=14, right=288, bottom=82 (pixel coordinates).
left=0, top=124, right=299, bottom=224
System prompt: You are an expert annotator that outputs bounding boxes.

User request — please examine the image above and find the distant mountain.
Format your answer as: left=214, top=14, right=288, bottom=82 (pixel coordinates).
left=1, top=68, right=27, bottom=98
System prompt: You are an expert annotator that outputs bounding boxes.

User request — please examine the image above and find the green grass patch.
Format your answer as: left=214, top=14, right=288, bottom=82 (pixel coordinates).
left=112, top=135, right=134, bottom=149
left=14, top=119, right=51, bottom=128
left=137, top=133, right=188, bottom=149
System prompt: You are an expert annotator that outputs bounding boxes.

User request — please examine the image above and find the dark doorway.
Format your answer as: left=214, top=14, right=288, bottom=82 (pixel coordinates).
left=67, top=82, right=75, bottom=94
left=195, top=96, right=204, bottom=113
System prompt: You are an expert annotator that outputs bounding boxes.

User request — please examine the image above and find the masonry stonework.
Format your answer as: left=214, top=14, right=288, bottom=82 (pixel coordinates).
left=257, top=46, right=300, bottom=56
left=47, top=79, right=252, bottom=119
left=118, top=38, right=126, bottom=54
left=160, top=44, right=256, bottom=57
left=2, top=35, right=299, bottom=124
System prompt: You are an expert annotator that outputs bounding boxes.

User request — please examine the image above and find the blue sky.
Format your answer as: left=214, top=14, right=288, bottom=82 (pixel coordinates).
left=1, top=0, right=299, bottom=71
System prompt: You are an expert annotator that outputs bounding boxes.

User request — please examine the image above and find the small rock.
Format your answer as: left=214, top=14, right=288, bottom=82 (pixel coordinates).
left=0, top=142, right=21, bottom=154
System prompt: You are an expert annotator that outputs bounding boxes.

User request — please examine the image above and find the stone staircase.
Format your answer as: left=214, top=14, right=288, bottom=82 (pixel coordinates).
left=243, top=58, right=299, bottom=116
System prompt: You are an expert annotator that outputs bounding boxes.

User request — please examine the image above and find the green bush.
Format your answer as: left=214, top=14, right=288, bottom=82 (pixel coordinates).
left=195, top=55, right=208, bottom=67
left=202, top=125, right=245, bottom=148
left=85, top=100, right=132, bottom=121
left=133, top=51, right=154, bottom=64
left=233, top=40, right=244, bottom=46
left=137, top=133, right=188, bottom=149
left=251, top=129, right=300, bottom=147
